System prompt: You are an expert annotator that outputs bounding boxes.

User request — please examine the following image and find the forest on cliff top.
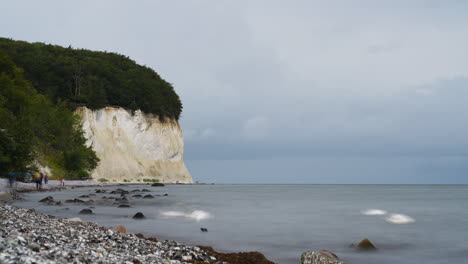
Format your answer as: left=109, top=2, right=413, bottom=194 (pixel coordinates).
left=0, top=38, right=182, bottom=120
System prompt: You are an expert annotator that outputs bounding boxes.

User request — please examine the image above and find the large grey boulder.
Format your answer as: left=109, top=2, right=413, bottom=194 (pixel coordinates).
left=301, top=251, right=346, bottom=264
left=0, top=192, right=13, bottom=203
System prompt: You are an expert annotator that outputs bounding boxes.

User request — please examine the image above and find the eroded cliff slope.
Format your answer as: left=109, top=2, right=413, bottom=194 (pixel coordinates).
left=76, top=107, right=192, bottom=183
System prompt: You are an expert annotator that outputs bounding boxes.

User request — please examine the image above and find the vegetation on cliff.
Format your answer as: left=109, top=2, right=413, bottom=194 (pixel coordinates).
left=0, top=50, right=98, bottom=179
left=0, top=37, right=182, bottom=120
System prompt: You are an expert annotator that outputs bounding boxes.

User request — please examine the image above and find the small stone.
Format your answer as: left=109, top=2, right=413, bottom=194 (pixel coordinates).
left=200, top=228, right=208, bottom=232
left=116, top=225, right=128, bottom=234
left=29, top=243, right=40, bottom=252
left=66, top=217, right=82, bottom=222
left=151, top=183, right=165, bottom=187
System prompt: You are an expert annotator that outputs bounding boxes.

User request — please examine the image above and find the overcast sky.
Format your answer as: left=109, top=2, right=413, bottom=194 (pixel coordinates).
left=2, top=0, right=468, bottom=183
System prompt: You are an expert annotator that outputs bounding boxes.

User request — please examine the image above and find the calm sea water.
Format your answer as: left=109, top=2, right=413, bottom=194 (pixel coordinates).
left=14, top=184, right=468, bottom=264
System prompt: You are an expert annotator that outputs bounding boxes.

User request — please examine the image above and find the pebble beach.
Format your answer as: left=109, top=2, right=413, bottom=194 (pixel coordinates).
left=0, top=204, right=224, bottom=264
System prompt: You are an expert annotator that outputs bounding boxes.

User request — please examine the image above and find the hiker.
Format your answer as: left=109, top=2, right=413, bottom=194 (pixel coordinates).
left=44, top=174, right=49, bottom=184
left=34, top=172, right=41, bottom=190
left=24, top=172, right=32, bottom=183
left=60, top=178, right=65, bottom=186
left=40, top=172, right=44, bottom=189
left=7, top=172, right=16, bottom=188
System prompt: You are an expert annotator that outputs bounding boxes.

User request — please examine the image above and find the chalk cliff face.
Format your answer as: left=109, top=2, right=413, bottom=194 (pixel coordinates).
left=76, top=107, right=192, bottom=183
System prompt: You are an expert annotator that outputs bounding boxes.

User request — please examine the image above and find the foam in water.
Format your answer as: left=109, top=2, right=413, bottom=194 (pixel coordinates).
left=161, top=211, right=186, bottom=217
left=361, top=209, right=388, bottom=216
left=160, top=210, right=212, bottom=222
left=187, top=210, right=211, bottom=221
left=385, top=214, right=415, bottom=224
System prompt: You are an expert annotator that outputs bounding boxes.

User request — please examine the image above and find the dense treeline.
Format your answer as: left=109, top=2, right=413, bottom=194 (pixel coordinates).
left=0, top=50, right=98, bottom=179
left=0, top=38, right=182, bottom=120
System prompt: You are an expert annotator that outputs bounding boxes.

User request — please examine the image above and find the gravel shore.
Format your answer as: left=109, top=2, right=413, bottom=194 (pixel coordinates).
left=0, top=179, right=119, bottom=193
left=0, top=204, right=225, bottom=264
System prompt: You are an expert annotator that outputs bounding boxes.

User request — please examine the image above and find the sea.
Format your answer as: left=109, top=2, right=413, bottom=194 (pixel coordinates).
left=13, top=184, right=468, bottom=264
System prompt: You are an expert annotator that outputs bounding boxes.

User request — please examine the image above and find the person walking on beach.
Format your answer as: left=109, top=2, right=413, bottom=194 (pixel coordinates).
left=60, top=178, right=65, bottom=186
left=34, top=172, right=41, bottom=190
left=7, top=172, right=16, bottom=189
left=24, top=172, right=31, bottom=183
left=44, top=174, right=49, bottom=184
left=40, top=172, right=44, bottom=189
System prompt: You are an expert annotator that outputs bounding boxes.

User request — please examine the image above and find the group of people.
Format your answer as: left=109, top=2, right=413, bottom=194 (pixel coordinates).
left=6, top=172, right=65, bottom=191
left=33, top=172, right=49, bottom=190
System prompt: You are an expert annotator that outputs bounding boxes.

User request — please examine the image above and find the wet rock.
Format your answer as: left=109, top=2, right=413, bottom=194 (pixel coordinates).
left=131, top=189, right=141, bottom=193
left=151, top=183, right=165, bottom=187
left=163, top=194, right=168, bottom=196
left=116, top=225, right=128, bottom=234
left=79, top=195, right=90, bottom=198
left=143, top=195, right=154, bottom=199
left=200, top=228, right=208, bottom=232
left=135, top=233, right=145, bottom=239
left=147, top=237, right=158, bottom=242
left=132, top=212, right=145, bottom=219
left=95, top=189, right=107, bottom=193
left=65, top=198, right=85, bottom=204
left=39, top=196, right=54, bottom=203
left=141, top=189, right=151, bottom=192
left=320, top=250, right=338, bottom=260
left=301, top=251, right=346, bottom=264
left=79, top=209, right=93, bottom=215
left=115, top=197, right=128, bottom=202
left=200, top=246, right=274, bottom=264
left=118, top=204, right=131, bottom=208
left=356, top=238, right=377, bottom=250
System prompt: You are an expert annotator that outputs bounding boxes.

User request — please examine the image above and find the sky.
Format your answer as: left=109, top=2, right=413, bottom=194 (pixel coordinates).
left=2, top=0, right=468, bottom=183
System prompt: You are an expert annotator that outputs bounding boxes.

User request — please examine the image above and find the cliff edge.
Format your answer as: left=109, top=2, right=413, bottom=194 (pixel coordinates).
left=76, top=106, right=192, bottom=183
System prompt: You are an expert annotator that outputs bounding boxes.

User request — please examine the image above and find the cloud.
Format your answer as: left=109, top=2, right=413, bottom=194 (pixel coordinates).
left=200, top=128, right=216, bottom=139
left=242, top=116, right=270, bottom=140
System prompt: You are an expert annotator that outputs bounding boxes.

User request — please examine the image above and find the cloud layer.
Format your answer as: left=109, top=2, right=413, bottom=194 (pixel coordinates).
left=2, top=0, right=468, bottom=182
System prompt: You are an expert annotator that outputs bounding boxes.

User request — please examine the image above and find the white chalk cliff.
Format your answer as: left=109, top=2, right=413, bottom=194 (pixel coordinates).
left=76, top=106, right=192, bottom=183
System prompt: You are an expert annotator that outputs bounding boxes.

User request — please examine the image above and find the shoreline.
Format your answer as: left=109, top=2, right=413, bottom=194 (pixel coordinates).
left=0, top=181, right=275, bottom=264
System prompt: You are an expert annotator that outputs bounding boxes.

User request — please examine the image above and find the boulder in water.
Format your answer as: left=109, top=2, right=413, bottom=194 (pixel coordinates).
left=79, top=209, right=93, bottom=215
left=151, top=183, right=165, bottom=187
left=143, top=195, right=154, bottom=199
left=356, top=238, right=377, bottom=250
left=39, top=196, right=54, bottom=202
left=132, top=194, right=142, bottom=198
left=200, top=228, right=208, bottom=232
left=118, top=204, right=131, bottom=208
left=133, top=212, right=145, bottom=219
